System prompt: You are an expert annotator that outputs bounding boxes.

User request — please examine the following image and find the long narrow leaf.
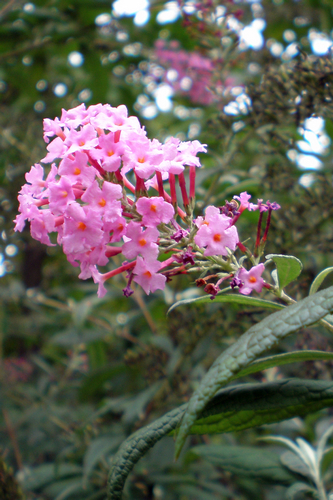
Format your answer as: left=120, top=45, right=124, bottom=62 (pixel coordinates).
left=174, top=285, right=333, bottom=458
left=309, top=267, right=333, bottom=295
left=107, top=378, right=333, bottom=499
left=168, top=293, right=284, bottom=314
left=190, top=444, right=296, bottom=484
left=233, top=350, right=333, bottom=380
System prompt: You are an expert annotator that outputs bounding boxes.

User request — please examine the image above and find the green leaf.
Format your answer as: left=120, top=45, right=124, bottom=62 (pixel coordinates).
left=266, top=254, right=303, bottom=291
left=321, top=447, right=333, bottom=474
left=233, top=350, right=333, bottom=380
left=189, top=444, right=296, bottom=484
left=87, top=340, right=107, bottom=370
left=83, top=435, right=124, bottom=481
left=79, top=364, right=130, bottom=401
left=309, top=267, right=333, bottom=295
left=174, top=485, right=223, bottom=500
left=168, top=293, right=284, bottom=315
left=107, top=379, right=333, bottom=499
left=286, top=482, right=316, bottom=500
left=189, top=379, right=333, bottom=435
left=174, top=285, right=333, bottom=459
left=19, top=464, right=82, bottom=491
left=280, top=451, right=309, bottom=477
left=108, top=403, right=182, bottom=500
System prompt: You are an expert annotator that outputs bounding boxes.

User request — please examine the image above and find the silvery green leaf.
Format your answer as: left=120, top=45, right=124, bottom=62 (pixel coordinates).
left=174, top=286, right=333, bottom=459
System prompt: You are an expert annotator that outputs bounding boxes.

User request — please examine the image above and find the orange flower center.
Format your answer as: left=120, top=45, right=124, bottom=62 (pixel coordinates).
left=138, top=157, right=145, bottom=163
left=144, top=271, right=152, bottom=278
left=213, top=233, right=221, bottom=242
left=61, top=190, right=68, bottom=198
left=77, top=221, right=86, bottom=231
left=139, top=238, right=147, bottom=247
left=150, top=204, right=157, bottom=212
left=249, top=276, right=257, bottom=283
left=74, top=167, right=81, bottom=175
left=107, top=150, right=114, bottom=157
left=79, top=140, right=85, bottom=147
left=98, top=198, right=106, bottom=207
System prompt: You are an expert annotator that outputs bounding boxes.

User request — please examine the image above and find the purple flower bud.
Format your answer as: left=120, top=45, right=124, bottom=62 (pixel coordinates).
left=123, top=285, right=134, bottom=298
left=204, top=283, right=220, bottom=299
left=230, top=276, right=242, bottom=289
left=171, top=228, right=188, bottom=242
left=267, top=201, right=281, bottom=211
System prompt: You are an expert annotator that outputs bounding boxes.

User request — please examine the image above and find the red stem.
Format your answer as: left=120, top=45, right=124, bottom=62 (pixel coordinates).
left=55, top=215, right=64, bottom=227
left=86, top=152, right=106, bottom=176
left=102, top=260, right=136, bottom=281
left=254, top=211, right=263, bottom=255
left=178, top=172, right=189, bottom=207
left=189, top=166, right=196, bottom=200
left=156, top=171, right=165, bottom=198
left=122, top=174, right=136, bottom=194
left=169, top=173, right=177, bottom=205
left=261, top=208, right=272, bottom=244
left=237, top=241, right=247, bottom=253
left=135, top=174, right=146, bottom=195
left=105, top=246, right=123, bottom=258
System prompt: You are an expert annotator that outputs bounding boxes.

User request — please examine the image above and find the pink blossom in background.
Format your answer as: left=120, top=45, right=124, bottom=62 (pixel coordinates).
left=153, top=40, right=231, bottom=105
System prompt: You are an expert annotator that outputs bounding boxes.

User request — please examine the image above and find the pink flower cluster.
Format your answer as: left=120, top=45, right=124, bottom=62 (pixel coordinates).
left=15, top=103, right=280, bottom=299
left=154, top=40, right=231, bottom=105
left=14, top=103, right=207, bottom=297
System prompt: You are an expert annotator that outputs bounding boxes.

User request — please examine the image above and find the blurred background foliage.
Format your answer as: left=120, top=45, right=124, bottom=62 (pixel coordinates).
left=2, top=0, right=333, bottom=498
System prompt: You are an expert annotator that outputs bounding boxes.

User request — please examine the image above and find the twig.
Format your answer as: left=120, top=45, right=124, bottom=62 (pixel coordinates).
left=0, top=0, right=20, bottom=21
left=2, top=409, right=23, bottom=470
left=131, top=285, right=157, bottom=334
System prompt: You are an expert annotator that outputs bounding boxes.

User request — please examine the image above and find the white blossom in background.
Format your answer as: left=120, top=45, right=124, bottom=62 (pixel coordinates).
left=240, top=19, right=266, bottom=50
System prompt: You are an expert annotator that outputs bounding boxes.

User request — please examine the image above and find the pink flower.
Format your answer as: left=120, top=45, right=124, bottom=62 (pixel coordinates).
left=60, top=103, right=89, bottom=129
left=81, top=180, right=122, bottom=221
left=177, top=140, right=207, bottom=167
left=14, top=102, right=211, bottom=298
left=62, top=203, right=104, bottom=255
left=104, top=217, right=127, bottom=243
left=122, top=136, right=164, bottom=179
left=58, top=152, right=95, bottom=187
left=64, top=124, right=99, bottom=155
left=194, top=206, right=239, bottom=256
left=29, top=206, right=56, bottom=246
left=48, top=176, right=75, bottom=214
left=233, top=191, right=252, bottom=212
left=122, top=221, right=159, bottom=260
left=237, top=263, right=265, bottom=295
left=41, top=137, right=68, bottom=163
left=133, top=256, right=166, bottom=294
left=43, top=117, right=64, bottom=143
left=89, top=133, right=125, bottom=172
left=136, top=196, right=174, bottom=226
left=25, top=164, right=47, bottom=195
left=89, top=266, right=108, bottom=298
